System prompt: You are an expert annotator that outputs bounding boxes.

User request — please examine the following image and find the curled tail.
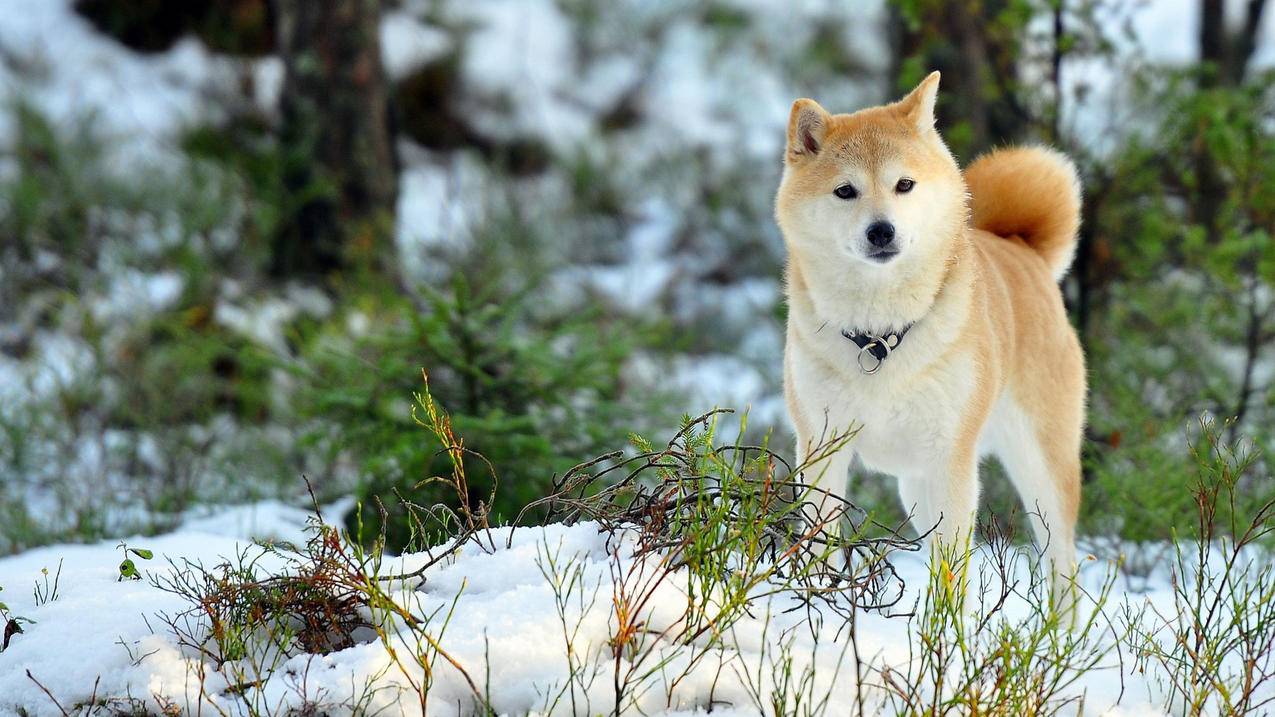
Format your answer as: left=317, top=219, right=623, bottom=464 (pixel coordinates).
left=964, top=146, right=1082, bottom=281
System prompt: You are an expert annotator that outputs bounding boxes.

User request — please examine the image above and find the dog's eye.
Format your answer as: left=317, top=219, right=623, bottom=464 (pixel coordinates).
left=895, top=178, right=915, bottom=193
left=833, top=184, right=858, bottom=200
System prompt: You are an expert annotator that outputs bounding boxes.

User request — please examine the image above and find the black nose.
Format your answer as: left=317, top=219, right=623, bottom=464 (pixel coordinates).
left=866, top=221, right=895, bottom=248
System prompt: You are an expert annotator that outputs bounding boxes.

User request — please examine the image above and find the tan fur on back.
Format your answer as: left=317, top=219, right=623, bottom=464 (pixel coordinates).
left=776, top=72, right=1086, bottom=605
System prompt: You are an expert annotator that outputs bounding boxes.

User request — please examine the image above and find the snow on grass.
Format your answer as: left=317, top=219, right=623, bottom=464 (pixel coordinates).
left=0, top=0, right=253, bottom=166
left=0, top=500, right=1204, bottom=716
left=394, top=155, right=490, bottom=279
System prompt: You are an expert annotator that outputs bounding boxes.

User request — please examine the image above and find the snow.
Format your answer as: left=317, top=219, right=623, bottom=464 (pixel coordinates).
left=175, top=499, right=349, bottom=545
left=0, top=502, right=1222, bottom=716
left=394, top=157, right=487, bottom=263
left=0, top=331, right=95, bottom=404
left=0, top=0, right=258, bottom=166
left=90, top=270, right=185, bottom=324
left=212, top=283, right=331, bottom=356
left=549, top=198, right=682, bottom=314
left=380, top=11, right=452, bottom=81
left=454, top=0, right=594, bottom=151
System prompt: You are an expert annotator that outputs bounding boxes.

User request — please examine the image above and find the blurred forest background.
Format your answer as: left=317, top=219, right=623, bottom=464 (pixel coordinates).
left=0, top=0, right=1272, bottom=560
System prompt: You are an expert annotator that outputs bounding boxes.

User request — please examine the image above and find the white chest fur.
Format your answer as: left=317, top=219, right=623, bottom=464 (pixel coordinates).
left=786, top=324, right=979, bottom=477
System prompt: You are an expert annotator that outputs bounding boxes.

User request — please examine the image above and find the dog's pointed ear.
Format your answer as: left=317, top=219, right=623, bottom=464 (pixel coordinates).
left=897, top=71, right=940, bottom=133
left=787, top=98, right=830, bottom=160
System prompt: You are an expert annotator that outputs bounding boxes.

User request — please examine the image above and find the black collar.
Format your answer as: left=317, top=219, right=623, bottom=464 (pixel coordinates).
left=841, top=324, right=912, bottom=374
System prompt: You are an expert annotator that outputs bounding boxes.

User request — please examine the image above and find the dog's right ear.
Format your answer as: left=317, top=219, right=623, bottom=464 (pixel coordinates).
left=897, top=71, right=940, bottom=133
left=787, top=99, right=830, bottom=160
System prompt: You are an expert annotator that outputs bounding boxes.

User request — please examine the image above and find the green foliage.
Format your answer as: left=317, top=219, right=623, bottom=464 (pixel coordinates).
left=32, top=560, right=62, bottom=607
left=4, top=0, right=1271, bottom=561
left=1083, top=69, right=1275, bottom=542
left=889, top=0, right=1044, bottom=157
left=296, top=276, right=658, bottom=551
left=1, top=101, right=125, bottom=300
left=117, top=542, right=153, bottom=581
left=112, top=313, right=276, bottom=427
left=0, top=104, right=301, bottom=550
left=880, top=528, right=1116, bottom=715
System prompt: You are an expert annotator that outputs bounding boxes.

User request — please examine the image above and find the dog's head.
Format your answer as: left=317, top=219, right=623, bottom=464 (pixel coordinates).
left=775, top=72, right=966, bottom=274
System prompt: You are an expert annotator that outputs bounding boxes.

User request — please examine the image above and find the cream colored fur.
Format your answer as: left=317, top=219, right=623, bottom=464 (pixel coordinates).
left=776, top=72, right=1086, bottom=600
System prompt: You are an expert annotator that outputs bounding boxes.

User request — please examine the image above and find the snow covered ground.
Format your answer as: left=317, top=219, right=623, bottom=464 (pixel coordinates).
left=0, top=501, right=1218, bottom=716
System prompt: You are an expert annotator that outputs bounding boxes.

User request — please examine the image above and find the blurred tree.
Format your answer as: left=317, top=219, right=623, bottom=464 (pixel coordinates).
left=75, top=0, right=274, bottom=55
left=1195, top=0, right=1269, bottom=240
left=1082, top=67, right=1275, bottom=537
left=1200, top=0, right=1268, bottom=86
left=271, top=0, right=398, bottom=282
left=888, top=0, right=1035, bottom=158
left=1183, top=1, right=1272, bottom=443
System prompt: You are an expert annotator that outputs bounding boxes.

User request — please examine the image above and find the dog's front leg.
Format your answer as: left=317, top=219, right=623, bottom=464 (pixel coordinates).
left=790, top=436, right=856, bottom=566
left=896, top=451, right=980, bottom=570
left=798, top=442, right=855, bottom=530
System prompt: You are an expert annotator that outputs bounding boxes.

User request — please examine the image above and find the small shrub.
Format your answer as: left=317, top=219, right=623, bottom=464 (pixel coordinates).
left=1123, top=418, right=1275, bottom=715
left=528, top=409, right=918, bottom=712
left=32, top=561, right=62, bottom=606
left=299, top=277, right=660, bottom=551
left=876, top=518, right=1117, bottom=716
left=116, top=543, right=153, bottom=582
left=0, top=586, right=32, bottom=652
left=153, top=529, right=374, bottom=683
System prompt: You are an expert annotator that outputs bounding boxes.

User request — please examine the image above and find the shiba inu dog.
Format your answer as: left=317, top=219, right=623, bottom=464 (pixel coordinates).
left=776, top=72, right=1084, bottom=598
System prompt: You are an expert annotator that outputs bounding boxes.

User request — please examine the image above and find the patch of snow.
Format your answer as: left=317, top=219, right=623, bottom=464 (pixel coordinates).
left=90, top=270, right=185, bottom=324
left=642, top=22, right=728, bottom=149
left=394, top=153, right=498, bottom=283
left=0, top=0, right=245, bottom=166
left=453, top=0, right=594, bottom=150
left=212, top=285, right=330, bottom=357
left=1054, top=0, right=1275, bottom=153
left=396, top=162, right=472, bottom=249
left=668, top=353, right=779, bottom=425
left=177, top=499, right=337, bottom=546
left=250, top=57, right=285, bottom=114
left=0, top=332, right=96, bottom=405
left=380, top=11, right=451, bottom=81
left=0, top=508, right=1201, bottom=716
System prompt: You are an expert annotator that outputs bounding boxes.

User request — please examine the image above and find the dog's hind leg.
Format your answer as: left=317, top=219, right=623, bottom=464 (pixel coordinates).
left=990, top=395, right=1081, bottom=615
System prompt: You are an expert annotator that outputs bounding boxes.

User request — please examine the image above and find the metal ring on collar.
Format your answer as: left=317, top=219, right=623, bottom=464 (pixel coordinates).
left=857, top=339, right=888, bottom=374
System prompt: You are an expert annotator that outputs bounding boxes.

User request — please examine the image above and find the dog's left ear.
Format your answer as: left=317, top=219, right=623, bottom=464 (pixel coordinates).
left=897, top=71, right=940, bottom=133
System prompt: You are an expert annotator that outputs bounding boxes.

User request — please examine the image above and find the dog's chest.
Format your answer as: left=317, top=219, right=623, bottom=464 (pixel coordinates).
left=787, top=335, right=977, bottom=474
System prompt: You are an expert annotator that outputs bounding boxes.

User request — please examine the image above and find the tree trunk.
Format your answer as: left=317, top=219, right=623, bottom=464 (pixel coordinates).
left=1194, top=0, right=1268, bottom=236
left=887, top=0, right=1029, bottom=159
left=1200, top=0, right=1227, bottom=84
left=1200, top=0, right=1269, bottom=85
left=271, top=0, right=397, bottom=281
